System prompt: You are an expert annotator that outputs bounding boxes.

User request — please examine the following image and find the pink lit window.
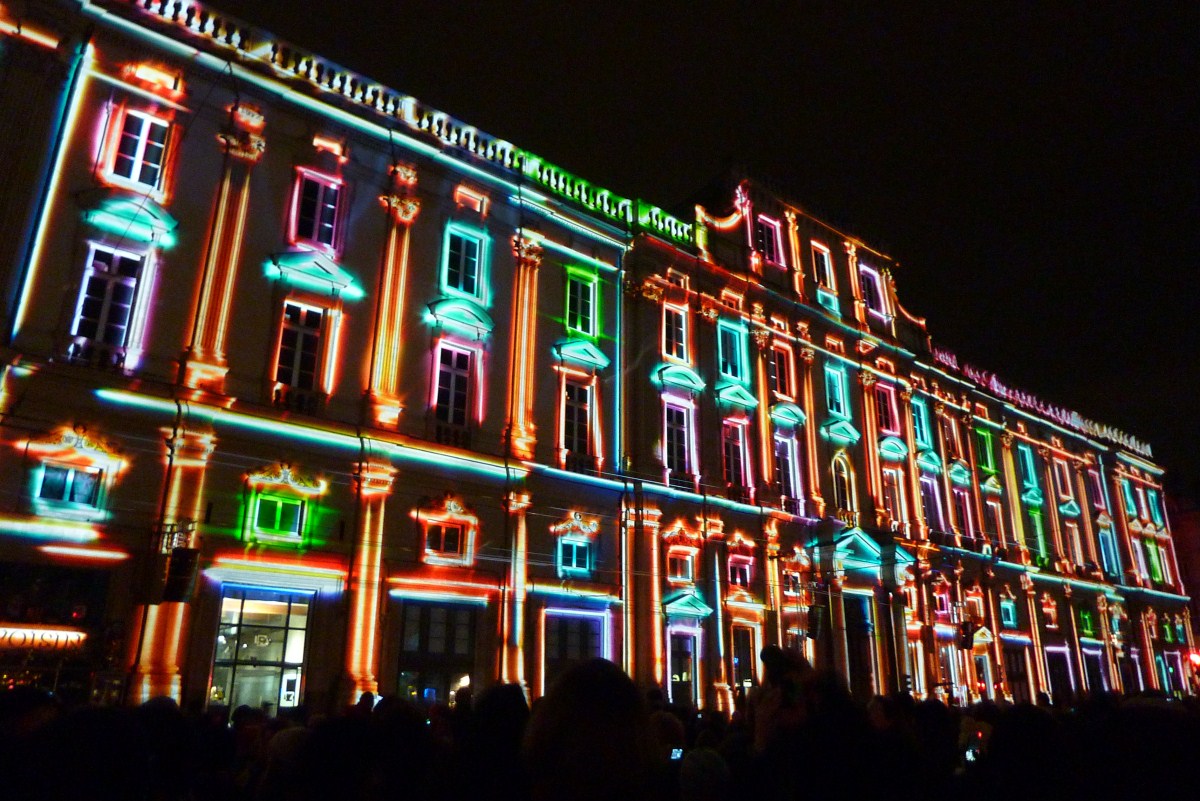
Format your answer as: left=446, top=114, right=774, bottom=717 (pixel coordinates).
left=874, top=383, right=899, bottom=435
left=290, top=170, right=342, bottom=251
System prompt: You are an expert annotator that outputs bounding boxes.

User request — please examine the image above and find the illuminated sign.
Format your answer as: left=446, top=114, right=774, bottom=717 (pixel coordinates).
left=0, top=625, right=87, bottom=650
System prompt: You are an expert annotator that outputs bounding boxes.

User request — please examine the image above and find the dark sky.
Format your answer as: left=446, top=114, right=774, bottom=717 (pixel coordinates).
left=211, top=1, right=1199, bottom=499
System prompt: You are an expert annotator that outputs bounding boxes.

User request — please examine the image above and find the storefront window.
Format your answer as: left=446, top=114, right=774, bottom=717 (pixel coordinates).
left=209, top=587, right=310, bottom=714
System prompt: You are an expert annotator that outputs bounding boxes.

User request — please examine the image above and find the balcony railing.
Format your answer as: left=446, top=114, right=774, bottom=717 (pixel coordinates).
left=65, top=339, right=126, bottom=371
left=273, top=385, right=326, bottom=415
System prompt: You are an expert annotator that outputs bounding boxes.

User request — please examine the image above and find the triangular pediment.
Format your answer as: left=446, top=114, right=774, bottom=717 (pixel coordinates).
left=1095, top=511, right=1113, bottom=529
left=1058, top=498, right=1082, bottom=517
left=425, top=297, right=494, bottom=335
left=820, top=419, right=861, bottom=446
left=878, top=435, right=909, bottom=462
left=834, top=528, right=882, bottom=564
left=656, top=364, right=705, bottom=392
left=268, top=250, right=364, bottom=299
left=553, top=338, right=610, bottom=369
left=973, top=626, right=995, bottom=645
left=715, top=382, right=759, bottom=409
left=1021, top=486, right=1044, bottom=506
left=769, top=402, right=806, bottom=427
left=83, top=191, right=178, bottom=248
left=980, top=474, right=1004, bottom=495
left=662, top=590, right=714, bottom=619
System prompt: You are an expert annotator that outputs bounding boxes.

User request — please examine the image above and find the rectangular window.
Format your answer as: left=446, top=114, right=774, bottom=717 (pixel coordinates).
left=559, top=539, right=591, bottom=575
left=811, top=241, right=835, bottom=289
left=667, top=550, right=694, bottom=583
left=426, top=523, right=463, bottom=558
left=717, top=322, right=745, bottom=381
left=755, top=216, right=784, bottom=266
left=942, top=416, right=963, bottom=459
left=111, top=109, right=169, bottom=189
left=1159, top=543, right=1172, bottom=584
left=824, top=365, right=847, bottom=417
left=874, top=384, right=898, bottom=434
left=292, top=172, right=341, bottom=249
left=1028, top=509, right=1047, bottom=558
left=38, top=464, right=102, bottom=506
left=1147, top=489, right=1164, bottom=526
left=1018, top=445, right=1039, bottom=489
left=566, top=272, right=595, bottom=336
left=859, top=265, right=886, bottom=315
left=911, top=397, right=931, bottom=448
left=774, top=434, right=802, bottom=509
left=984, top=499, right=1005, bottom=541
left=254, top=495, right=304, bottom=538
left=721, top=420, right=749, bottom=490
left=732, top=625, right=756, bottom=688
left=1063, top=520, right=1084, bottom=564
left=663, top=306, right=688, bottom=361
left=952, top=487, right=975, bottom=537
left=545, top=614, right=603, bottom=692
left=1088, top=471, right=1107, bottom=511
left=1131, top=538, right=1148, bottom=578
left=562, top=380, right=592, bottom=459
left=71, top=243, right=144, bottom=353
left=663, top=403, right=692, bottom=478
left=975, top=430, right=996, bottom=474
left=211, top=588, right=310, bottom=712
left=729, top=558, right=752, bottom=588
left=398, top=603, right=476, bottom=706
left=882, top=468, right=906, bottom=524
left=276, top=302, right=324, bottom=392
left=919, top=474, right=944, bottom=531
left=442, top=226, right=488, bottom=300
left=1097, top=525, right=1119, bottom=576
left=1121, top=479, right=1138, bottom=516
left=1053, top=460, right=1074, bottom=500
left=434, top=345, right=473, bottom=431
left=1000, top=598, right=1018, bottom=629
left=1145, top=539, right=1163, bottom=583
left=768, top=345, right=793, bottom=398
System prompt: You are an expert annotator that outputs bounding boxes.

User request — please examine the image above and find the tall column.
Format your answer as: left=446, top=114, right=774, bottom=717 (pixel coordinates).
left=345, top=459, right=395, bottom=701
left=1022, top=574, right=1049, bottom=698
left=829, top=574, right=850, bottom=683
left=131, top=426, right=214, bottom=704
left=183, top=104, right=265, bottom=393
left=899, top=389, right=926, bottom=539
left=368, top=165, right=420, bottom=427
left=506, top=235, right=542, bottom=459
left=502, top=492, right=531, bottom=688
left=858, top=371, right=883, bottom=521
left=998, top=432, right=1027, bottom=558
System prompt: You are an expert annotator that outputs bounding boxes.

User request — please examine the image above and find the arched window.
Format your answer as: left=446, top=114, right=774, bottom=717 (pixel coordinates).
left=832, top=454, right=855, bottom=512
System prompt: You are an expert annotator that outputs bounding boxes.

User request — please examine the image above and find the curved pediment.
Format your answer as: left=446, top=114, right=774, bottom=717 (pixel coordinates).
left=820, top=419, right=861, bottom=446
left=770, top=402, right=807, bottom=427
left=82, top=191, right=178, bottom=248
left=878, top=435, right=909, bottom=462
left=425, top=297, right=494, bottom=335
left=267, top=250, right=365, bottom=300
left=552, top=338, right=610, bottom=369
left=948, top=460, right=973, bottom=487
left=916, top=449, right=943, bottom=474
left=656, top=364, right=705, bottom=392
left=715, top=382, right=759, bottom=409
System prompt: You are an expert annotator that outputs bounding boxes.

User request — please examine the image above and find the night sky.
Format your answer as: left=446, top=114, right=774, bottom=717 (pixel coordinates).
left=212, top=1, right=1199, bottom=500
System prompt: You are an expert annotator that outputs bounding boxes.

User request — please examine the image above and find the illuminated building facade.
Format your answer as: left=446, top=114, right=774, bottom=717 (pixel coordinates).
left=0, top=0, right=1192, bottom=711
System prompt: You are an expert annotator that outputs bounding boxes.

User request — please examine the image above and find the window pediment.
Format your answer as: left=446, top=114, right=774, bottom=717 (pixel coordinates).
left=81, top=190, right=178, bottom=248
left=878, top=435, right=908, bottom=462
left=553, top=338, right=610, bottom=369
left=267, top=250, right=364, bottom=300
left=820, top=419, right=861, bottom=446
left=769, top=402, right=806, bottom=427
left=656, top=364, right=705, bottom=392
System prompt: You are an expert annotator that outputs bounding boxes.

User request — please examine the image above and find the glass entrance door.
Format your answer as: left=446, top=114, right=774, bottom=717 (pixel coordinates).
left=210, top=587, right=311, bottom=714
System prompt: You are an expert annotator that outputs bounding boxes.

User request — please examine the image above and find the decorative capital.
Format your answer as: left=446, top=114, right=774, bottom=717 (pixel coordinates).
left=380, top=194, right=421, bottom=224
left=699, top=299, right=720, bottom=324
left=391, top=162, right=418, bottom=187
left=899, top=389, right=913, bottom=402
left=798, top=346, right=815, bottom=364
left=639, top=279, right=664, bottom=302
left=784, top=209, right=798, bottom=231
left=751, top=327, right=769, bottom=349
left=858, top=371, right=877, bottom=388
left=511, top=234, right=543, bottom=268
left=1000, top=431, right=1014, bottom=449
left=933, top=401, right=946, bottom=418
left=218, top=130, right=265, bottom=163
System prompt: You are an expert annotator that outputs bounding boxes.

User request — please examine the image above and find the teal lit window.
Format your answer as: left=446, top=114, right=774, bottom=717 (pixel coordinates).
left=1147, top=489, right=1164, bottom=526
left=254, top=495, right=304, bottom=539
left=1017, top=445, right=1038, bottom=489
left=38, top=464, right=102, bottom=507
left=1000, top=598, right=1018, bottom=629
left=441, top=223, right=489, bottom=302
left=824, top=365, right=848, bottom=418
left=1097, top=525, right=1120, bottom=576
left=565, top=269, right=597, bottom=336
left=717, top=322, right=747, bottom=382
left=911, top=397, right=931, bottom=448
left=559, top=538, right=591, bottom=576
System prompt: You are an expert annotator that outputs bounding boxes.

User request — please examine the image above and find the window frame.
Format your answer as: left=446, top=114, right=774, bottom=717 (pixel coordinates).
left=560, top=376, right=594, bottom=465
left=768, top=344, right=794, bottom=399
left=106, top=106, right=171, bottom=194
left=662, top=398, right=695, bottom=482
left=69, top=241, right=150, bottom=368
left=289, top=168, right=344, bottom=253
left=824, top=364, right=848, bottom=418
left=755, top=214, right=785, bottom=267
left=433, top=341, right=476, bottom=432
left=37, top=462, right=104, bottom=508
left=717, top=321, right=748, bottom=383
left=253, top=494, right=306, bottom=540
left=565, top=267, right=598, bottom=337
left=858, top=263, right=888, bottom=318
left=911, top=396, right=932, bottom=449
left=874, top=383, right=899, bottom=435
left=662, top=304, right=689, bottom=362
left=811, top=241, right=836, bottom=290
left=440, top=223, right=490, bottom=304
left=728, top=555, right=753, bottom=589
left=721, top=418, right=751, bottom=491
left=667, top=547, right=696, bottom=584
left=558, top=537, right=592, bottom=576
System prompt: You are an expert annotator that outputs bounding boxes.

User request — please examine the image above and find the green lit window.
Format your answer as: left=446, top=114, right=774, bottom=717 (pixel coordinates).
left=255, top=495, right=304, bottom=539
left=911, top=397, right=931, bottom=448
left=1079, top=609, right=1096, bottom=637
left=1000, top=598, right=1018, bottom=629
left=441, top=224, right=489, bottom=302
left=975, top=430, right=996, bottom=474
left=717, top=322, right=747, bottom=382
left=1028, top=509, right=1047, bottom=559
left=1146, top=539, right=1163, bottom=583
left=824, top=365, right=848, bottom=418
left=565, top=270, right=596, bottom=336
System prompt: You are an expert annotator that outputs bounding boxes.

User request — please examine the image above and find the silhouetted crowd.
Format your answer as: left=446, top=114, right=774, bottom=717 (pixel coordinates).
left=3, top=649, right=1198, bottom=801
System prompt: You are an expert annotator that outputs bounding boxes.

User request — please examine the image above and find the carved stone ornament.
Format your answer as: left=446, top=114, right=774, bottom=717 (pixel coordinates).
left=899, top=388, right=913, bottom=402
left=699, top=299, right=720, bottom=323
left=218, top=130, right=265, bottom=163
left=858, top=371, right=877, bottom=388
left=379, top=194, right=420, bottom=224
left=392, top=163, right=418, bottom=186
left=639, top=280, right=664, bottom=302
left=511, top=234, right=543, bottom=267
left=798, top=347, right=815, bottom=364
left=751, top=328, right=769, bottom=349
left=1000, top=431, right=1014, bottom=448
left=933, top=401, right=946, bottom=418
